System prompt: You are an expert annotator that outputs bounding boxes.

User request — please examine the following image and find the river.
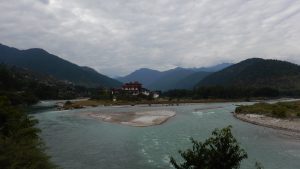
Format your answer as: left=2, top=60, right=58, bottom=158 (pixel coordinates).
left=33, top=102, right=300, bottom=169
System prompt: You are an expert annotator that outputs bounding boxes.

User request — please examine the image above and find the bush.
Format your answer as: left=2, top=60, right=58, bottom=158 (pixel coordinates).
left=271, top=107, right=287, bottom=118
left=235, top=101, right=300, bottom=118
left=170, top=126, right=248, bottom=169
left=65, top=100, right=72, bottom=105
left=0, top=96, right=57, bottom=169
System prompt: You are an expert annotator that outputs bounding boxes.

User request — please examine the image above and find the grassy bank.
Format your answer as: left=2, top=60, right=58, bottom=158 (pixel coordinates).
left=236, top=101, right=300, bottom=118
left=61, top=98, right=240, bottom=109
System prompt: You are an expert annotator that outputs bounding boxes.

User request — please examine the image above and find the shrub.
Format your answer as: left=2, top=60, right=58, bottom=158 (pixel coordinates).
left=170, top=126, right=248, bottom=169
left=0, top=96, right=57, bottom=169
left=65, top=100, right=72, bottom=105
left=271, top=108, right=287, bottom=118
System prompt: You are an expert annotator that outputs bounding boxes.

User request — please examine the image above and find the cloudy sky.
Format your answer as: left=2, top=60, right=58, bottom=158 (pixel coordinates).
left=1, top=0, right=300, bottom=77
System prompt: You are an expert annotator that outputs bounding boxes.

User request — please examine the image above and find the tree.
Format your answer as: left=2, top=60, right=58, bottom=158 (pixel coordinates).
left=170, top=126, right=248, bottom=169
left=0, top=96, right=57, bottom=169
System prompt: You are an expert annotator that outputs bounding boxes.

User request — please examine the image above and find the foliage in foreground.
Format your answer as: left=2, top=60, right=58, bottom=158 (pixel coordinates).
left=0, top=96, right=57, bottom=169
left=236, top=101, right=300, bottom=118
left=170, top=126, right=262, bottom=169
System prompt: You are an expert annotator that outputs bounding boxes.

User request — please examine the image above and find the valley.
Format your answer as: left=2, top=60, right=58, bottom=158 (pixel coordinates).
left=2, top=44, right=300, bottom=169
left=2, top=1, right=300, bottom=168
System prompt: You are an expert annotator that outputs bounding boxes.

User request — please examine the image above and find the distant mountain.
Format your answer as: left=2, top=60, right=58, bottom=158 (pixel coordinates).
left=187, top=63, right=233, bottom=72
left=197, top=58, right=300, bottom=90
left=0, top=44, right=121, bottom=88
left=173, top=71, right=212, bottom=89
left=117, top=68, right=162, bottom=86
left=117, top=63, right=231, bottom=91
left=147, top=67, right=197, bottom=91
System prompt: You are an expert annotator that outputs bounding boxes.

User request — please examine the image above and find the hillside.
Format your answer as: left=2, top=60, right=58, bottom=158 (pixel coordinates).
left=174, top=71, right=212, bottom=89
left=0, top=44, right=121, bottom=88
left=117, top=63, right=230, bottom=91
left=0, top=64, right=91, bottom=105
left=197, top=58, right=300, bottom=90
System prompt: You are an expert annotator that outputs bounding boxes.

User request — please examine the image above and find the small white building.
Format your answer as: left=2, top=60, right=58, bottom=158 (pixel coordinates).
left=153, top=93, right=159, bottom=99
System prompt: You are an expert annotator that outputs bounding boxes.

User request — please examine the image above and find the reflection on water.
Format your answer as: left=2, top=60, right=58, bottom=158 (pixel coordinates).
left=34, top=102, right=300, bottom=169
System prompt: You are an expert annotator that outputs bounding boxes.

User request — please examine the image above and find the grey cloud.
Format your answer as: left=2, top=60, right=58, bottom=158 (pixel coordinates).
left=38, top=0, right=49, bottom=4
left=0, top=0, right=300, bottom=76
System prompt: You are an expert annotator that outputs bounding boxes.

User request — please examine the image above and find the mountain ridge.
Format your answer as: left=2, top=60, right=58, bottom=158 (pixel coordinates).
left=197, top=58, right=300, bottom=90
left=0, top=44, right=121, bottom=88
left=117, top=63, right=232, bottom=90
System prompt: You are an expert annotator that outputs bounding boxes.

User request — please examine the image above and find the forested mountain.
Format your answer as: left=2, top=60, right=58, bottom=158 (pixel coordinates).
left=117, top=63, right=231, bottom=91
left=0, top=64, right=90, bottom=105
left=173, top=71, right=212, bottom=89
left=197, top=58, right=300, bottom=90
left=0, top=44, right=121, bottom=88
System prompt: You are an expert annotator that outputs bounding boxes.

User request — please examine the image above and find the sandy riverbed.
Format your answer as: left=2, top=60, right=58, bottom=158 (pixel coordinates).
left=83, top=110, right=176, bottom=127
left=234, top=113, right=300, bottom=134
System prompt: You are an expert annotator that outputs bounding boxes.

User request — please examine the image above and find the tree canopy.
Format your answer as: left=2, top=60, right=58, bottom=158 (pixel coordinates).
left=170, top=126, right=248, bottom=169
left=0, top=96, right=57, bottom=169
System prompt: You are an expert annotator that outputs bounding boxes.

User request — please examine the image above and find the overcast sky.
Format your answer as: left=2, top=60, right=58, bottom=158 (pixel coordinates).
left=1, top=0, right=300, bottom=77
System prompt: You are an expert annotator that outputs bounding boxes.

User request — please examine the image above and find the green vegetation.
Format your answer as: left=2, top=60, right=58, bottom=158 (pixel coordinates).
left=174, top=71, right=212, bottom=90
left=163, top=86, right=283, bottom=100
left=90, top=87, right=113, bottom=100
left=0, top=64, right=91, bottom=105
left=0, top=44, right=121, bottom=88
left=194, top=86, right=281, bottom=99
left=69, top=86, right=295, bottom=109
left=236, top=101, right=300, bottom=118
left=197, top=58, right=300, bottom=92
left=65, top=98, right=234, bottom=110
left=0, top=96, right=57, bottom=169
left=170, top=126, right=262, bottom=169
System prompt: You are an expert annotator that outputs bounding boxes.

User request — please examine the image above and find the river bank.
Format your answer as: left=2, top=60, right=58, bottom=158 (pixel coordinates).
left=59, top=98, right=244, bottom=110
left=233, top=113, right=300, bottom=135
left=234, top=100, right=300, bottom=135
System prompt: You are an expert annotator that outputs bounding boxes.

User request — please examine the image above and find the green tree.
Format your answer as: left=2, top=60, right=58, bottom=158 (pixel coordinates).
left=0, top=96, right=57, bottom=169
left=170, top=126, right=248, bottom=169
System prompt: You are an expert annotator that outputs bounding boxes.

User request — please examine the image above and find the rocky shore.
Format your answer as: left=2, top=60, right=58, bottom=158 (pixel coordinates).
left=233, top=113, right=300, bottom=133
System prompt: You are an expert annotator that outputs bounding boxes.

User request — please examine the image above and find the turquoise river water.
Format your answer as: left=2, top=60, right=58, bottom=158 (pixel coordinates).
left=33, top=102, right=300, bottom=169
